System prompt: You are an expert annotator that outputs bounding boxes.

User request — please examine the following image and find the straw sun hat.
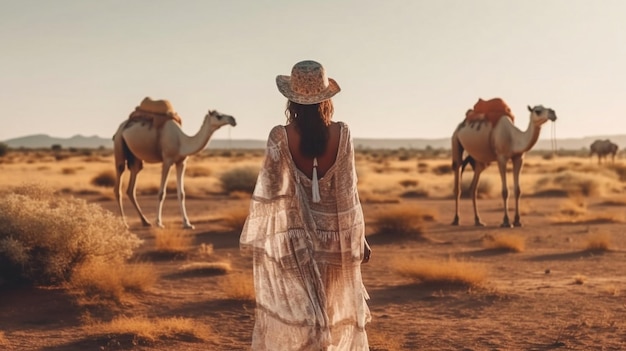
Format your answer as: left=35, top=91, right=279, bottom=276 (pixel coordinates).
left=276, top=60, right=341, bottom=105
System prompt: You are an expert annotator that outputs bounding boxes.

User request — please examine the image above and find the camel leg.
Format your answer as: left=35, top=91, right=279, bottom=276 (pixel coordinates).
left=496, top=157, right=512, bottom=228
left=156, top=161, right=174, bottom=228
left=451, top=160, right=463, bottom=226
left=511, top=156, right=523, bottom=227
left=175, top=160, right=194, bottom=229
left=113, top=147, right=129, bottom=228
left=126, top=160, right=152, bottom=227
left=470, top=163, right=486, bottom=227
left=451, top=134, right=463, bottom=225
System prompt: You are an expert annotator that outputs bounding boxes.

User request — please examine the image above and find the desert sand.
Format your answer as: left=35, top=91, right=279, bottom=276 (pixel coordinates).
left=1, top=151, right=625, bottom=351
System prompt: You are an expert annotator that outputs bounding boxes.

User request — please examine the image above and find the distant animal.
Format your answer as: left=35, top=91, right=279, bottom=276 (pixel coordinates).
left=113, top=98, right=236, bottom=229
left=589, top=139, right=618, bottom=164
left=452, top=102, right=557, bottom=227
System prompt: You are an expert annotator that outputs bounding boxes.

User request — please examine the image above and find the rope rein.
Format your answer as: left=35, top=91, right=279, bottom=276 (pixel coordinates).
left=551, top=122, right=557, bottom=156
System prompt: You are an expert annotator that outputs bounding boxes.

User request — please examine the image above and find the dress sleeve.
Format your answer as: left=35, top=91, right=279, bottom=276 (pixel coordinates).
left=239, top=125, right=295, bottom=255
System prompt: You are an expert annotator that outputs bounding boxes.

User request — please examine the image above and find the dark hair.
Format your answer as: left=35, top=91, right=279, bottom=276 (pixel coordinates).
left=285, top=99, right=334, bottom=158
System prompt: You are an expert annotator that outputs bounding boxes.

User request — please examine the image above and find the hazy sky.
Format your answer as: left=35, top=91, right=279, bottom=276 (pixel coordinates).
left=1, top=0, right=625, bottom=142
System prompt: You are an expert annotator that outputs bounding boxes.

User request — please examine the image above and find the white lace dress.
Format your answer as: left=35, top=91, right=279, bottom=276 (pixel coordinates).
left=240, top=122, right=371, bottom=350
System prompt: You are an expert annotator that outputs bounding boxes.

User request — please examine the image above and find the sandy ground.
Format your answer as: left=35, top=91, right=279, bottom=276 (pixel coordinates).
left=1, top=193, right=626, bottom=351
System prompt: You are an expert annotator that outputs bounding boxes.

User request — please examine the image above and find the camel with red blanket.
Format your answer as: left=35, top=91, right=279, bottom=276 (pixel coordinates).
left=452, top=100, right=557, bottom=227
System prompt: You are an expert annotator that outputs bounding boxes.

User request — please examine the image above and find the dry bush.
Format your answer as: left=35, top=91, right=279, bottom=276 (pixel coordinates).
left=0, top=142, right=9, bottom=157
left=536, top=171, right=605, bottom=197
left=70, top=261, right=156, bottom=301
left=399, top=179, right=418, bottom=188
left=0, top=184, right=142, bottom=286
left=400, top=187, right=430, bottom=199
left=582, top=232, right=612, bottom=252
left=91, top=170, right=116, bottom=188
left=186, top=166, right=212, bottom=178
left=608, top=163, right=626, bottom=182
left=573, top=274, right=587, bottom=285
left=393, top=257, right=487, bottom=287
left=61, top=167, right=77, bottom=175
left=222, top=273, right=255, bottom=301
left=372, top=203, right=437, bottom=239
left=219, top=166, right=259, bottom=194
left=177, top=262, right=231, bottom=276
left=432, top=164, right=453, bottom=175
left=482, top=233, right=525, bottom=252
left=84, top=316, right=212, bottom=343
left=154, top=228, right=193, bottom=253
left=460, top=175, right=496, bottom=199
left=221, top=207, right=249, bottom=232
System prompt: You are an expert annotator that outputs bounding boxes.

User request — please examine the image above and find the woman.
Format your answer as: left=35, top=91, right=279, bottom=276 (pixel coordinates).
left=240, top=60, right=371, bottom=350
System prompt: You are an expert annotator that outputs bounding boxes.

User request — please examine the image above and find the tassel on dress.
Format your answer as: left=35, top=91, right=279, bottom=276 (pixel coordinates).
left=312, top=157, right=321, bottom=203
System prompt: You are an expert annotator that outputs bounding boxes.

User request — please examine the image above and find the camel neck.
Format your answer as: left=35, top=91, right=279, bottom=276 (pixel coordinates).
left=179, top=117, right=217, bottom=157
left=511, top=118, right=542, bottom=154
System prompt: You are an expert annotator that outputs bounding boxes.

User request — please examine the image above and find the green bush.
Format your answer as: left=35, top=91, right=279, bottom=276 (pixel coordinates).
left=219, top=166, right=259, bottom=194
left=0, top=184, right=142, bottom=286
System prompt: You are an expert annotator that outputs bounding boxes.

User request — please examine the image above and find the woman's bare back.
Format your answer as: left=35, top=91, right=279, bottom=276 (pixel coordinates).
left=285, top=122, right=341, bottom=179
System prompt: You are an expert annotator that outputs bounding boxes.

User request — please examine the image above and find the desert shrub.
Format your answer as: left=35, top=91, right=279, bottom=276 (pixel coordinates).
left=91, top=170, right=116, bottom=188
left=61, top=167, right=77, bottom=175
left=394, top=257, right=487, bottom=287
left=0, top=184, right=142, bottom=286
left=219, top=166, right=259, bottom=194
left=0, top=143, right=8, bottom=157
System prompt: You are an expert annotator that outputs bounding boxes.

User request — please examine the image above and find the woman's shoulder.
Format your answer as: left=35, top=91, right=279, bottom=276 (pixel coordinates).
left=267, top=125, right=286, bottom=142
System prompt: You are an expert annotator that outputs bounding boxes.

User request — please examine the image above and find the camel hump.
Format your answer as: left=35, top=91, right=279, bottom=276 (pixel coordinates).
left=138, top=97, right=175, bottom=116
left=466, top=97, right=515, bottom=125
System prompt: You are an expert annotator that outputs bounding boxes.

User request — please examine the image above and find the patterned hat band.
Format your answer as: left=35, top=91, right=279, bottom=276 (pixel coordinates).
left=276, top=60, right=341, bottom=105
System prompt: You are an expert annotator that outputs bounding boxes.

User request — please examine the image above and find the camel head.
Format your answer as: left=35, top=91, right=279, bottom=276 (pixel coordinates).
left=527, top=105, right=557, bottom=126
left=206, top=110, right=237, bottom=130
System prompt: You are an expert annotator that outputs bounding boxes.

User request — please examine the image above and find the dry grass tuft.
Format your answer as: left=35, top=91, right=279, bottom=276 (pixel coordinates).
left=222, top=273, right=255, bottom=301
left=221, top=206, right=249, bottom=232
left=552, top=198, right=624, bottom=224
left=84, top=316, right=212, bottom=343
left=185, top=166, right=212, bottom=178
left=0, top=331, right=7, bottom=345
left=582, top=232, right=612, bottom=252
left=393, top=257, right=487, bottom=287
left=69, top=261, right=157, bottom=301
left=177, top=262, right=231, bottom=276
left=372, top=203, right=437, bottom=239
left=154, top=228, right=193, bottom=253
left=367, top=329, right=404, bottom=351
left=482, top=233, right=525, bottom=252
left=460, top=175, right=496, bottom=199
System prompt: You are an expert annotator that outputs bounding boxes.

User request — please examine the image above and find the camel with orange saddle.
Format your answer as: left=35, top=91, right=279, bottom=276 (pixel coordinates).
left=452, top=98, right=557, bottom=227
left=113, top=97, right=237, bottom=229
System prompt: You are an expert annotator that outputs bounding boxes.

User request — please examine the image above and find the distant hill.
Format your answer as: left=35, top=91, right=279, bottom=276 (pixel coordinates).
left=3, top=133, right=626, bottom=151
